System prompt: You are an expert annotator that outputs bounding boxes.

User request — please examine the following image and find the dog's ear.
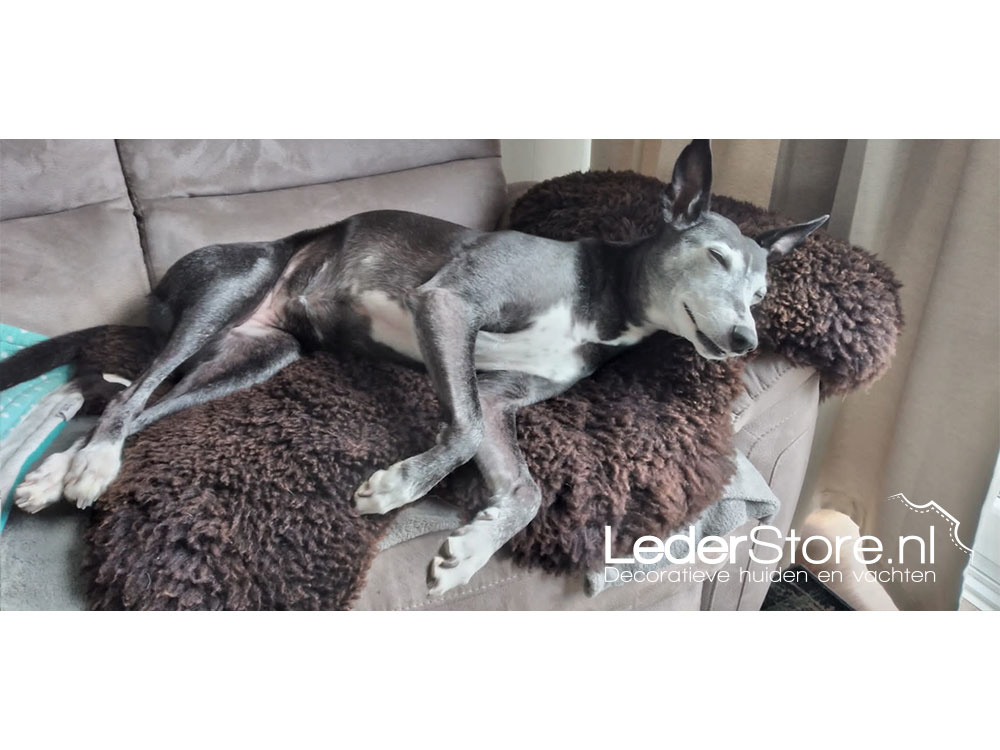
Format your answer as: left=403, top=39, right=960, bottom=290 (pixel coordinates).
left=662, top=139, right=713, bottom=229
left=756, top=214, right=830, bottom=259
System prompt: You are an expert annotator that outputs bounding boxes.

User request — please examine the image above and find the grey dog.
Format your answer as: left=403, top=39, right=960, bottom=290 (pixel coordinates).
left=3, top=140, right=827, bottom=595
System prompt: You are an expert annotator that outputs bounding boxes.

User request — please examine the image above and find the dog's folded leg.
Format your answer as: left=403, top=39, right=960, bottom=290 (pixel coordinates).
left=355, top=286, right=484, bottom=515
left=126, top=327, right=300, bottom=437
left=427, top=481, right=541, bottom=596
left=427, top=372, right=563, bottom=596
left=62, top=243, right=293, bottom=508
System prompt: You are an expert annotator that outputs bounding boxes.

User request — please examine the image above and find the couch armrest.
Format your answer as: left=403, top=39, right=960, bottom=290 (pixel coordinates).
left=731, top=354, right=817, bottom=433
left=715, top=356, right=820, bottom=610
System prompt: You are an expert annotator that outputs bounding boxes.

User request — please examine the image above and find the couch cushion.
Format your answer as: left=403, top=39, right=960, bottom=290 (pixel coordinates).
left=353, top=521, right=717, bottom=611
left=0, top=140, right=131, bottom=221
left=1, top=140, right=150, bottom=336
left=116, top=139, right=501, bottom=200
left=134, top=157, right=508, bottom=282
left=0, top=199, right=150, bottom=335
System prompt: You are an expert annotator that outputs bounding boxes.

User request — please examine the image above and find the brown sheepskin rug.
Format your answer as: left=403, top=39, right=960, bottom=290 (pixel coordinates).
left=75, top=173, right=901, bottom=609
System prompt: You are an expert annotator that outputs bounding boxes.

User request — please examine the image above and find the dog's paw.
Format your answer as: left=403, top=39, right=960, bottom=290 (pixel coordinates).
left=13, top=447, right=79, bottom=513
left=353, top=461, right=415, bottom=514
left=427, top=508, right=499, bottom=596
left=62, top=441, right=122, bottom=509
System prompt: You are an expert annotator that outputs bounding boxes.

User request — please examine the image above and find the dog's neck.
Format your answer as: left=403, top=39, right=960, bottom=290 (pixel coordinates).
left=578, top=225, right=683, bottom=340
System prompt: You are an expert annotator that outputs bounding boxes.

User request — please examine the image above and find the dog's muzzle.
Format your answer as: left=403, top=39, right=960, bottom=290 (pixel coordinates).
left=684, top=304, right=756, bottom=357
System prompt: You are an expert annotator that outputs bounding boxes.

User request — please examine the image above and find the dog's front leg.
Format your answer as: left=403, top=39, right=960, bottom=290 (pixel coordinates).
left=427, top=373, right=565, bottom=596
left=354, top=287, right=484, bottom=514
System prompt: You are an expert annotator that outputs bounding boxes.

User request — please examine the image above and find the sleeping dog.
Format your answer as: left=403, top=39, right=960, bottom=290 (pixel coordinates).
left=2, top=140, right=827, bottom=595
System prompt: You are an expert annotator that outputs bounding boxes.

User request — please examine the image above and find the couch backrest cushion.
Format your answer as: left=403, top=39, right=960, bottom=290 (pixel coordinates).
left=119, top=140, right=505, bottom=284
left=117, top=139, right=507, bottom=281
left=0, top=140, right=150, bottom=336
left=1, top=140, right=507, bottom=334
left=0, top=140, right=131, bottom=222
left=116, top=140, right=500, bottom=200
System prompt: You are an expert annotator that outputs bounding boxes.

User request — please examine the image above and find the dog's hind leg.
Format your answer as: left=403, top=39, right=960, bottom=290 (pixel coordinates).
left=13, top=327, right=299, bottom=511
left=61, top=245, right=291, bottom=508
left=59, top=323, right=224, bottom=507
left=12, top=375, right=132, bottom=512
left=126, top=326, right=300, bottom=436
left=427, top=372, right=565, bottom=595
left=14, top=438, right=86, bottom=513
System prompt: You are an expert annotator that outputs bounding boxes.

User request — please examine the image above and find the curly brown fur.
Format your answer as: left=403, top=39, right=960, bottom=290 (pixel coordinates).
left=82, top=327, right=740, bottom=607
left=85, top=345, right=436, bottom=610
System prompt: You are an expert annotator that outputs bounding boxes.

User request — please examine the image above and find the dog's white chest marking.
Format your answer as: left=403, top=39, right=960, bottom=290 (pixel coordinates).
left=357, top=293, right=651, bottom=383
left=475, top=303, right=648, bottom=381
left=475, top=304, right=585, bottom=381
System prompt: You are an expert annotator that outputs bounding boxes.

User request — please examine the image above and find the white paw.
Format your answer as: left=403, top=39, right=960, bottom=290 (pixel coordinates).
left=62, top=441, right=122, bottom=509
left=353, top=461, right=415, bottom=515
left=13, top=446, right=80, bottom=513
left=427, top=509, right=499, bottom=596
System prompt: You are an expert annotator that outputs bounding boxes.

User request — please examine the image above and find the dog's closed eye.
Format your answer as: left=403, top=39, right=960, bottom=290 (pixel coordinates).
left=708, top=246, right=730, bottom=270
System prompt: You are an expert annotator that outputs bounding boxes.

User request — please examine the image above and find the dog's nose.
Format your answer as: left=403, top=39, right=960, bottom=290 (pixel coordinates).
left=730, top=326, right=757, bottom=354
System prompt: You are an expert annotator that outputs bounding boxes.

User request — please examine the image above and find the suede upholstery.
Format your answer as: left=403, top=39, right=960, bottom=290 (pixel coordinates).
left=115, top=139, right=500, bottom=200
left=0, top=140, right=819, bottom=610
left=1, top=139, right=130, bottom=220
left=0, top=140, right=149, bottom=336
left=133, top=159, right=506, bottom=281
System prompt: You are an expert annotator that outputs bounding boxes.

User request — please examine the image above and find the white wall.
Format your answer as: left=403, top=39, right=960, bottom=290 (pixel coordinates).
left=963, top=453, right=1000, bottom=610
left=500, top=140, right=591, bottom=183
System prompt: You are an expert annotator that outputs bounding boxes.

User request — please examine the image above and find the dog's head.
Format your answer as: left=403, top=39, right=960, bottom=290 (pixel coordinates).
left=645, top=139, right=828, bottom=360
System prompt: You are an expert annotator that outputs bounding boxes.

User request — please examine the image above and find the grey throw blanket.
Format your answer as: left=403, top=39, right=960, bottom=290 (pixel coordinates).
left=0, top=383, right=84, bottom=526
left=584, top=451, right=779, bottom=595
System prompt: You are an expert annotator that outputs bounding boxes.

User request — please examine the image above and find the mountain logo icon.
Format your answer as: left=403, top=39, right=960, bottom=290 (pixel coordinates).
left=889, top=493, right=972, bottom=554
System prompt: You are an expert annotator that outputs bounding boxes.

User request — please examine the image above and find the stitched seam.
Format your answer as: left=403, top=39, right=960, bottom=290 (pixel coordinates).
left=730, top=395, right=755, bottom=422
left=114, top=139, right=154, bottom=287
left=392, top=572, right=527, bottom=611
left=732, top=361, right=798, bottom=422
left=702, top=566, right=720, bottom=610
left=0, top=194, right=127, bottom=223
left=738, top=428, right=810, bottom=610
left=757, top=361, right=793, bottom=390
left=734, top=521, right=762, bottom=610
left=746, top=398, right=811, bottom=460
left=766, top=426, right=812, bottom=486
left=126, top=154, right=500, bottom=204
left=743, top=360, right=794, bottom=399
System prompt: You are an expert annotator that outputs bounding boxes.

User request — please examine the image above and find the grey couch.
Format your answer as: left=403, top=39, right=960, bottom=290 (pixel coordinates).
left=0, top=139, right=820, bottom=610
